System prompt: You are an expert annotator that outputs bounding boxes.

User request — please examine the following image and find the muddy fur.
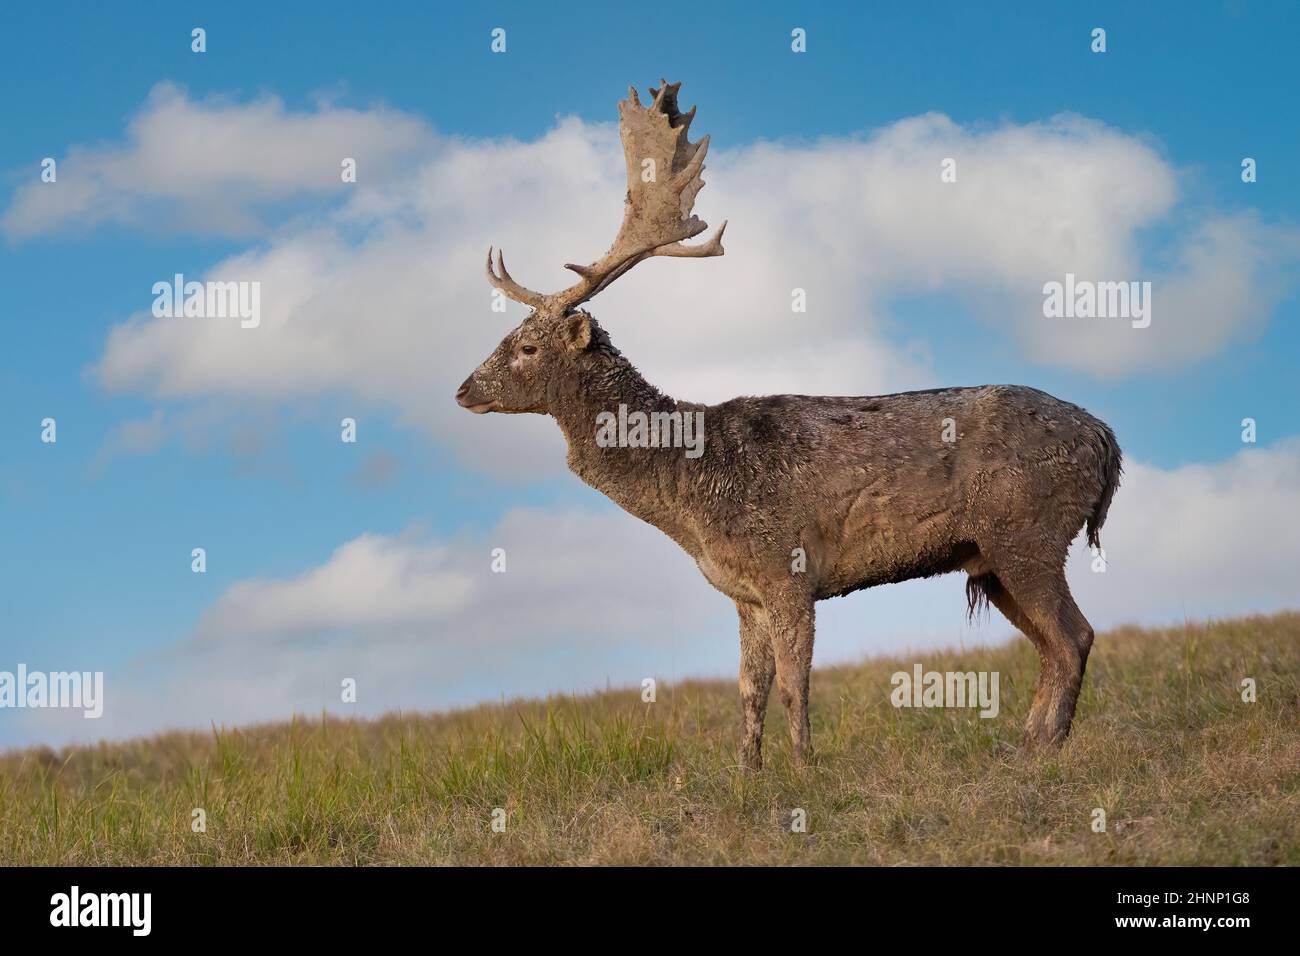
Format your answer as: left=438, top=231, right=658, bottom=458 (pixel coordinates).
left=459, top=311, right=1122, bottom=769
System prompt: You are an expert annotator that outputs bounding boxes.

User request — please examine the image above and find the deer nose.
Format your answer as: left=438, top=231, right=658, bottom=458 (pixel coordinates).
left=455, top=377, right=473, bottom=405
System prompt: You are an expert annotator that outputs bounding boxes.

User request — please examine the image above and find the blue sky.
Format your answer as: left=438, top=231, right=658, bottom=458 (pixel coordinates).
left=2, top=1, right=1298, bottom=748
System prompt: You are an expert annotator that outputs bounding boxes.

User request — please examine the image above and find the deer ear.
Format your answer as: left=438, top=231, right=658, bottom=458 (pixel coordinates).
left=562, top=311, right=594, bottom=351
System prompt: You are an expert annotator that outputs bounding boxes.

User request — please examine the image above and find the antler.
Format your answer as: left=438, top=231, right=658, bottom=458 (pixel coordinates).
left=485, top=79, right=726, bottom=313
left=485, top=247, right=548, bottom=310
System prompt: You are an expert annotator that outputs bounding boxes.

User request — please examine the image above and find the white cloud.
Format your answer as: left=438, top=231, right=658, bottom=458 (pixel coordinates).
left=1067, top=437, right=1300, bottom=622
left=49, top=93, right=1294, bottom=480
left=2, top=83, right=433, bottom=238
left=192, top=533, right=479, bottom=643
left=15, top=441, right=1300, bottom=747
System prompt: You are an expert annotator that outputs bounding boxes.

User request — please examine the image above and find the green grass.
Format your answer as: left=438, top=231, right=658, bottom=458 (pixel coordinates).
left=2, top=612, right=1297, bottom=865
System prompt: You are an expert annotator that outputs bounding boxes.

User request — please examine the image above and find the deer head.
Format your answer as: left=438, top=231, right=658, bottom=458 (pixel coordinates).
left=455, top=80, right=726, bottom=415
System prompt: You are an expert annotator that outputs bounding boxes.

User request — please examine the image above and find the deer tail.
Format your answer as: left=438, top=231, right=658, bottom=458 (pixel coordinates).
left=1086, top=420, right=1123, bottom=551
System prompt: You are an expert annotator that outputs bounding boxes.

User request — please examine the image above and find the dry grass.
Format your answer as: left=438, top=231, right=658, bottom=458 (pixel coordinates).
left=2, top=612, right=1297, bottom=865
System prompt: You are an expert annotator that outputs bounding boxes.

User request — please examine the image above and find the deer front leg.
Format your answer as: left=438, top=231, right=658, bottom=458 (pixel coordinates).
left=736, top=602, right=775, bottom=771
left=768, top=598, right=817, bottom=767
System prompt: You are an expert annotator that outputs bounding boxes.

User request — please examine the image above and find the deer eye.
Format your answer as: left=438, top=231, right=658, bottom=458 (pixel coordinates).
left=520, top=344, right=538, bottom=356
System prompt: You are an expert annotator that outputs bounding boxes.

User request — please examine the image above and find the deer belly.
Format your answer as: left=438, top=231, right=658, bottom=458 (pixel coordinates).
left=814, top=507, right=971, bottom=597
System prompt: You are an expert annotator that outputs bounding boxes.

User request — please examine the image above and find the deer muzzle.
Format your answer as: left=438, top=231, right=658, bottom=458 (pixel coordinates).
left=455, top=376, right=497, bottom=414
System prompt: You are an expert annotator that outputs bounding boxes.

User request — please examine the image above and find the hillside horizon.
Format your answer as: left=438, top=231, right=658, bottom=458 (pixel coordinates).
left=3, top=610, right=1296, bottom=865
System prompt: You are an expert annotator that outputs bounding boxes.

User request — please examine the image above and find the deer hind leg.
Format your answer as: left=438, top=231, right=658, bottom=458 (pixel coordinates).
left=767, top=599, right=816, bottom=767
left=736, top=602, right=775, bottom=771
left=979, top=568, right=1093, bottom=748
left=976, top=574, right=1052, bottom=743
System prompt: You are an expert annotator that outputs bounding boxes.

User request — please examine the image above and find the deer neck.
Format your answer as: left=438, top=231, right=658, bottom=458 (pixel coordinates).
left=551, top=358, right=694, bottom=532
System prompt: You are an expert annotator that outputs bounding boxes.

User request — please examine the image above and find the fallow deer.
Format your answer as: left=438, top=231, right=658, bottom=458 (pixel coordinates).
left=457, top=80, right=1121, bottom=769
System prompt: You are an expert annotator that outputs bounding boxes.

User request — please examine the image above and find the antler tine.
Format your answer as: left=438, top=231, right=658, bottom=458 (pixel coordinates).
left=485, top=246, right=548, bottom=309
left=674, top=133, right=709, bottom=194
left=653, top=220, right=727, bottom=259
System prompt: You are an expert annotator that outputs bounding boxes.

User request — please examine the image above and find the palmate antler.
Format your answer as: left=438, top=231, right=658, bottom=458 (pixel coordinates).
left=486, top=79, right=727, bottom=313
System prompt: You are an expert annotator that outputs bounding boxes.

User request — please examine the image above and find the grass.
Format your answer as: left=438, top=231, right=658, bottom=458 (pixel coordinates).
left=2, top=612, right=1297, bottom=865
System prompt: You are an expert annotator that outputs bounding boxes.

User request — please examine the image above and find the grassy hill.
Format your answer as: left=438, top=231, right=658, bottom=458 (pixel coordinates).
left=2, top=612, right=1297, bottom=865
